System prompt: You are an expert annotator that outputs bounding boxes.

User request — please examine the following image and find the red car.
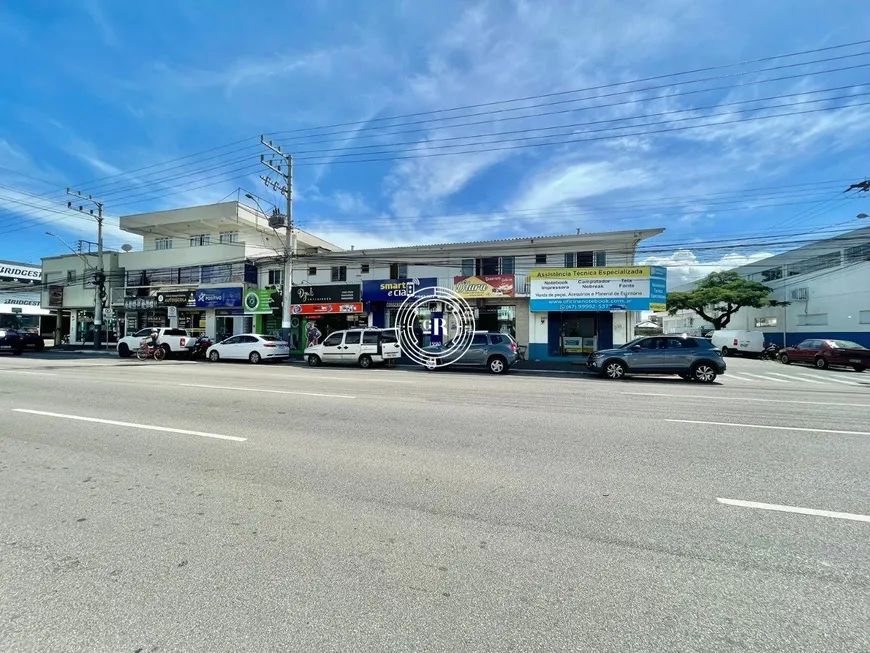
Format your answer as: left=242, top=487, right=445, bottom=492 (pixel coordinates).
left=779, top=338, right=869, bottom=372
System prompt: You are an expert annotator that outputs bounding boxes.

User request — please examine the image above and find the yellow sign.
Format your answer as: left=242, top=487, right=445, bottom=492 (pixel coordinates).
left=529, top=266, right=653, bottom=280
left=649, top=302, right=667, bottom=312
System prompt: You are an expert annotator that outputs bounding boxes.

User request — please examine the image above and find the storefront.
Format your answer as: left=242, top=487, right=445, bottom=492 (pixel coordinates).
left=289, top=284, right=362, bottom=353
left=452, top=274, right=521, bottom=341
left=527, top=266, right=667, bottom=361
left=363, top=278, right=437, bottom=328
left=0, top=291, right=50, bottom=331
left=194, top=287, right=249, bottom=340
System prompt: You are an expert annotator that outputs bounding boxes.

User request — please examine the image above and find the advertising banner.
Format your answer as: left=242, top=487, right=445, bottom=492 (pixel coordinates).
left=48, top=285, right=64, bottom=307
left=124, top=296, right=157, bottom=310
left=294, top=284, right=360, bottom=304
left=0, top=291, right=41, bottom=307
left=362, top=277, right=437, bottom=302
left=243, top=289, right=274, bottom=314
left=0, top=263, right=41, bottom=281
left=291, top=303, right=364, bottom=315
left=194, top=287, right=243, bottom=308
left=156, top=291, right=192, bottom=306
left=529, top=266, right=667, bottom=312
left=452, top=274, right=515, bottom=298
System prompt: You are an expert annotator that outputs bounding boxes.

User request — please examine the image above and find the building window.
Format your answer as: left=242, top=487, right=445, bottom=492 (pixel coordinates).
left=595, top=251, right=606, bottom=267
left=761, top=267, right=782, bottom=282
left=307, top=266, right=317, bottom=276
left=461, top=259, right=475, bottom=276
left=178, top=266, right=200, bottom=284
left=465, top=257, right=515, bottom=275
left=576, top=251, right=594, bottom=267
left=844, top=243, right=870, bottom=264
left=797, top=313, right=828, bottom=326
left=219, top=231, right=239, bottom=244
left=787, top=252, right=841, bottom=277
left=564, top=253, right=575, bottom=267
left=331, top=266, right=347, bottom=282
left=500, top=256, right=515, bottom=274
left=66, top=270, right=77, bottom=283
left=189, top=234, right=210, bottom=247
left=859, top=310, right=870, bottom=324
left=268, top=269, right=283, bottom=286
left=155, top=237, right=173, bottom=250
left=535, top=254, right=547, bottom=264
left=361, top=264, right=370, bottom=274
left=389, top=263, right=408, bottom=278
left=479, top=257, right=499, bottom=275
left=755, top=316, right=778, bottom=328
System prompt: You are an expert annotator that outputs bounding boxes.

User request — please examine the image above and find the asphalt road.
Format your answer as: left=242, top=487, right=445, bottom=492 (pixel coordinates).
left=1, top=353, right=868, bottom=652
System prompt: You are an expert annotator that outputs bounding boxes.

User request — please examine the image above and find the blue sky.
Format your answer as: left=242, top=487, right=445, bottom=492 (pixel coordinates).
left=1, top=0, right=869, bottom=285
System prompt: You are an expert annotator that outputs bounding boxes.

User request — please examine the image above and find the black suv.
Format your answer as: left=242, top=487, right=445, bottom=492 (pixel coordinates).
left=587, top=335, right=727, bottom=383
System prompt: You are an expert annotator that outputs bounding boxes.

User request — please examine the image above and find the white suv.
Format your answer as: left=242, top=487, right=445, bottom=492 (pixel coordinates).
left=305, top=328, right=401, bottom=368
left=117, top=327, right=191, bottom=358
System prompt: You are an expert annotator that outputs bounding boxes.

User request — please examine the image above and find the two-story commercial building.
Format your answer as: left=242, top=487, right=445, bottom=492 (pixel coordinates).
left=259, top=228, right=666, bottom=361
left=42, top=201, right=340, bottom=345
left=659, top=224, right=870, bottom=347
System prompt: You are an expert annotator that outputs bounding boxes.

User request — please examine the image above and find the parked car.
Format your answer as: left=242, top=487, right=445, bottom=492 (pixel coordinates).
left=0, top=328, right=25, bottom=355
left=779, top=338, right=869, bottom=372
left=423, top=331, right=519, bottom=374
left=710, top=330, right=765, bottom=357
left=17, top=328, right=45, bottom=351
left=207, top=333, right=290, bottom=364
left=587, top=335, right=726, bottom=383
left=305, top=327, right=401, bottom=368
left=116, top=327, right=190, bottom=358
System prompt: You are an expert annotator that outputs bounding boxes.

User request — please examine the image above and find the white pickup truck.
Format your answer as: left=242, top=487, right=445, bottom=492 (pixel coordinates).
left=116, top=327, right=191, bottom=358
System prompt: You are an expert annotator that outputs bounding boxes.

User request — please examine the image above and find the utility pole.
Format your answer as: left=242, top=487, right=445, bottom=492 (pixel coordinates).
left=259, top=136, right=295, bottom=346
left=67, top=189, right=105, bottom=350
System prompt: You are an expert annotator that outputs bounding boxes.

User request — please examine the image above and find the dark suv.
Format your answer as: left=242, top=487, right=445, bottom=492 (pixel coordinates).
left=587, top=335, right=726, bottom=383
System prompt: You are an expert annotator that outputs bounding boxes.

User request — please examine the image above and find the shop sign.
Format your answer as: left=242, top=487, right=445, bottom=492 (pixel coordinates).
left=156, top=291, right=192, bottom=307
left=452, top=274, right=515, bottom=298
left=194, top=287, right=242, bottom=308
left=529, top=266, right=667, bottom=312
left=294, top=284, right=360, bottom=304
left=0, top=291, right=41, bottom=307
left=290, top=303, right=363, bottom=315
left=0, top=263, right=41, bottom=280
left=243, top=289, right=274, bottom=315
left=48, top=285, right=64, bottom=307
left=362, top=277, right=437, bottom=302
left=124, top=296, right=157, bottom=310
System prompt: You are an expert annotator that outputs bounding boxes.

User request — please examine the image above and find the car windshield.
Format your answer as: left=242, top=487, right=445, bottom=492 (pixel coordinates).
left=827, top=340, right=866, bottom=349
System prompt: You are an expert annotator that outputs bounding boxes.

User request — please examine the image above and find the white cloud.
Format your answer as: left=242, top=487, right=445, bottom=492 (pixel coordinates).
left=639, top=249, right=774, bottom=288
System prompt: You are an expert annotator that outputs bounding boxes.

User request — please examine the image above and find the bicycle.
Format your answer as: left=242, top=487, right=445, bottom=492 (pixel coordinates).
left=136, top=342, right=166, bottom=361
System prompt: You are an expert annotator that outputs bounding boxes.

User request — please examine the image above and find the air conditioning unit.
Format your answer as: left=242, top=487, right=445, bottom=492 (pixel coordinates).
left=790, top=287, right=809, bottom=301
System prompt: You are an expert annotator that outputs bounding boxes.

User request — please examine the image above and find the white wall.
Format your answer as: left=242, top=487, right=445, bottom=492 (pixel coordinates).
left=41, top=253, right=123, bottom=309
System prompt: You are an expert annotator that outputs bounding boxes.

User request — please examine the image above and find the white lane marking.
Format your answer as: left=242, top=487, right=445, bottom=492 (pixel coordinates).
left=739, top=372, right=790, bottom=383
left=667, top=418, right=870, bottom=437
left=717, top=498, right=870, bottom=523
left=178, top=383, right=356, bottom=399
left=791, top=373, right=862, bottom=386
left=722, top=373, right=753, bottom=381
left=623, top=393, right=870, bottom=408
left=12, top=409, right=246, bottom=442
left=767, top=371, right=828, bottom=385
left=0, top=369, right=59, bottom=376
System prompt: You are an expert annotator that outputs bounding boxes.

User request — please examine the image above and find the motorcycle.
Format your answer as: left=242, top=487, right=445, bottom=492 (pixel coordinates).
left=190, top=335, right=214, bottom=361
left=759, top=343, right=781, bottom=361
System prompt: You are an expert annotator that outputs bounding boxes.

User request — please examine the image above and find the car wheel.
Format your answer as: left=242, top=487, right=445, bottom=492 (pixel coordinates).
left=692, top=363, right=718, bottom=383
left=603, top=360, right=626, bottom=380
left=118, top=343, right=130, bottom=358
left=35, top=339, right=44, bottom=352
left=852, top=365, right=866, bottom=373
left=721, top=347, right=729, bottom=357
left=209, top=351, right=220, bottom=362
left=307, top=354, right=321, bottom=367
left=359, top=354, right=372, bottom=369
left=13, top=347, right=23, bottom=356
left=814, top=356, right=828, bottom=369
left=160, top=344, right=171, bottom=359
left=779, top=353, right=790, bottom=364
left=488, top=355, right=508, bottom=374
left=249, top=351, right=261, bottom=364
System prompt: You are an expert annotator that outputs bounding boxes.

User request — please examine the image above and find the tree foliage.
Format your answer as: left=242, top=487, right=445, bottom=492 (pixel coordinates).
left=666, top=271, right=787, bottom=330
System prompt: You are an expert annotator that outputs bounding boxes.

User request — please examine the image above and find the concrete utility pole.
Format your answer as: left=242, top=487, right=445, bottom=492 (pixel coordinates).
left=67, top=189, right=105, bottom=350
left=259, top=136, right=295, bottom=345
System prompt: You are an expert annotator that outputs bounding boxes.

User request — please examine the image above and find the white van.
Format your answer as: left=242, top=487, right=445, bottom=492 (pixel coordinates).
left=710, top=330, right=765, bottom=357
left=305, top=327, right=401, bottom=368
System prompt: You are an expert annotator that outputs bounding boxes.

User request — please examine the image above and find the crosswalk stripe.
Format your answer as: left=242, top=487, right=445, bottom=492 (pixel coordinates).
left=740, top=372, right=790, bottom=383
left=791, top=373, right=861, bottom=386
left=767, top=372, right=828, bottom=385
left=723, top=373, right=754, bottom=381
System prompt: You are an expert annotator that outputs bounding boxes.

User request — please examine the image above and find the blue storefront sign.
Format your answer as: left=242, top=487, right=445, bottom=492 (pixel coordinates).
left=362, top=277, right=437, bottom=302
left=194, top=287, right=243, bottom=308
left=529, top=266, right=668, bottom=312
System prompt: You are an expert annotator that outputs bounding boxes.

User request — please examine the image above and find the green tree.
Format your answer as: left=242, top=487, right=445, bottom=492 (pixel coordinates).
left=666, top=270, right=787, bottom=330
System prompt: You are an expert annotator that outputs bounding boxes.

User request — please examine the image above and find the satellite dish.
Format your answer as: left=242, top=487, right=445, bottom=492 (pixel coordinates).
left=121, top=244, right=133, bottom=252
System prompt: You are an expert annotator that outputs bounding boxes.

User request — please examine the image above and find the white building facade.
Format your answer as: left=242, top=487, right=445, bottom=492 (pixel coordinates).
left=660, top=225, right=870, bottom=348
left=1, top=260, right=49, bottom=332
left=259, top=228, right=666, bottom=361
